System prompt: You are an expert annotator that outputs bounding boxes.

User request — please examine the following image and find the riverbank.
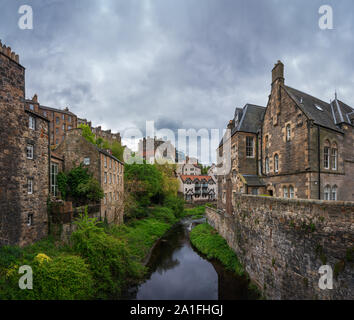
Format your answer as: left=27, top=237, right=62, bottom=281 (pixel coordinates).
left=0, top=205, right=206, bottom=300
left=190, top=222, right=263, bottom=299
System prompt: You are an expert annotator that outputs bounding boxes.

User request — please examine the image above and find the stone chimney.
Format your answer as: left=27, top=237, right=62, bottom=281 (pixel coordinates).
left=272, top=60, right=284, bottom=86
left=32, top=94, right=38, bottom=103
left=227, top=120, right=234, bottom=130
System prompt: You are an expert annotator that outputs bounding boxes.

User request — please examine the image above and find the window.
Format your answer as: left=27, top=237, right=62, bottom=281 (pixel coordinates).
left=27, top=145, right=34, bottom=159
left=109, top=173, right=112, bottom=184
left=84, top=157, right=90, bottom=165
left=331, top=146, right=337, bottom=170
left=43, top=111, right=47, bottom=117
left=56, top=117, right=59, bottom=125
left=51, top=163, right=58, bottom=196
left=27, top=214, right=33, bottom=226
left=110, top=159, right=112, bottom=169
left=252, top=189, right=258, bottom=195
left=29, top=104, right=34, bottom=111
left=62, top=114, right=65, bottom=120
left=286, top=125, right=291, bottom=141
left=331, top=186, right=338, bottom=201
left=62, top=124, right=65, bottom=131
left=56, top=128, right=59, bottom=134
left=324, top=147, right=330, bottom=169
left=104, top=172, right=107, bottom=184
left=274, top=154, right=279, bottom=173
left=27, top=178, right=33, bottom=194
left=246, top=136, right=254, bottom=157
left=29, top=116, right=35, bottom=130
left=265, top=157, right=270, bottom=174
left=104, top=156, right=107, bottom=167
left=283, top=187, right=288, bottom=198
left=324, top=185, right=331, bottom=200
left=104, top=194, right=107, bottom=205
left=117, top=175, right=119, bottom=185
left=56, top=139, right=59, bottom=145
left=68, top=116, right=72, bottom=123
left=68, top=126, right=72, bottom=130
left=289, top=186, right=295, bottom=199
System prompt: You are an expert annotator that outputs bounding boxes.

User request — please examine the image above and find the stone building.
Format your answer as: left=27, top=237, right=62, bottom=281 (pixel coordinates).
left=176, top=157, right=202, bottom=176
left=25, top=96, right=78, bottom=147
left=217, top=61, right=354, bottom=214
left=178, top=175, right=217, bottom=202
left=78, top=118, right=122, bottom=145
left=138, top=136, right=177, bottom=164
left=54, top=129, right=124, bottom=224
left=261, top=61, right=354, bottom=201
left=217, top=104, right=266, bottom=212
left=0, top=41, right=50, bottom=247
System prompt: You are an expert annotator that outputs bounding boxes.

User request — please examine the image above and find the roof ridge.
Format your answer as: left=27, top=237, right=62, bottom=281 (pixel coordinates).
left=285, top=85, right=330, bottom=106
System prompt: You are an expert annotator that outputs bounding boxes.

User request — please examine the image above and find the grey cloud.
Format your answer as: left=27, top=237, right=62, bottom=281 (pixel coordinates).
left=0, top=0, right=353, bottom=155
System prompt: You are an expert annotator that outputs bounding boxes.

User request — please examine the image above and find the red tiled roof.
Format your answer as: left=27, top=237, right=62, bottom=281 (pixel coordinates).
left=180, top=175, right=213, bottom=182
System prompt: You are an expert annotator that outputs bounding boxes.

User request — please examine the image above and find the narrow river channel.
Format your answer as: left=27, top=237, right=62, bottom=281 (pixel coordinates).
left=123, top=218, right=259, bottom=300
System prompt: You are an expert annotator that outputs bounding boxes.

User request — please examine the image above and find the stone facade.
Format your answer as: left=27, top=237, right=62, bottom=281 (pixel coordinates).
left=0, top=42, right=50, bottom=247
left=25, top=97, right=77, bottom=147
left=206, top=195, right=354, bottom=300
left=138, top=136, right=177, bottom=164
left=218, top=61, right=354, bottom=214
left=54, top=129, right=124, bottom=224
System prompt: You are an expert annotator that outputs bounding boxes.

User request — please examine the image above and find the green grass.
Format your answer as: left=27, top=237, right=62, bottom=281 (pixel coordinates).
left=190, top=223, right=244, bottom=276
left=181, top=206, right=206, bottom=219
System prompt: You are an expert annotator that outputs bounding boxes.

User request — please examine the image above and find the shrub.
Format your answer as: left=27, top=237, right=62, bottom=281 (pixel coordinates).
left=71, top=213, right=144, bottom=298
left=150, top=207, right=177, bottom=224
left=163, top=195, right=184, bottom=218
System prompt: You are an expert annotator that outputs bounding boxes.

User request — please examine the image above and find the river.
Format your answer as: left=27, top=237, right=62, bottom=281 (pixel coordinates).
left=123, top=217, right=259, bottom=300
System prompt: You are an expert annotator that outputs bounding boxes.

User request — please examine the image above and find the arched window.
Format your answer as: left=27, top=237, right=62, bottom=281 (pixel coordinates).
left=286, top=125, right=291, bottom=141
left=289, top=186, right=295, bottom=199
left=324, top=185, right=331, bottom=200
left=265, top=157, right=270, bottom=174
left=274, top=154, right=279, bottom=173
left=283, top=186, right=288, bottom=198
left=331, top=143, right=338, bottom=170
left=324, top=140, right=330, bottom=169
left=331, top=185, right=338, bottom=201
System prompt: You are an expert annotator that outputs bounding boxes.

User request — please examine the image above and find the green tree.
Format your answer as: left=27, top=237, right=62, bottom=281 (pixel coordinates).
left=79, top=124, right=96, bottom=145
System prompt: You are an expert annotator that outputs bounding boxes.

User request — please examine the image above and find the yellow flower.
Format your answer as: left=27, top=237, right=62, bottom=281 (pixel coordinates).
left=35, top=253, right=52, bottom=264
left=5, top=264, right=18, bottom=278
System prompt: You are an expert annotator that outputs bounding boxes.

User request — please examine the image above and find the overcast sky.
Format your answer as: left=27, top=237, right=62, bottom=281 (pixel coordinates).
left=1, top=0, right=353, bottom=162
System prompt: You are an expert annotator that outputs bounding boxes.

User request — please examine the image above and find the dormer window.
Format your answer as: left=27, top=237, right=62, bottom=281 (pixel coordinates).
left=315, top=104, right=324, bottom=111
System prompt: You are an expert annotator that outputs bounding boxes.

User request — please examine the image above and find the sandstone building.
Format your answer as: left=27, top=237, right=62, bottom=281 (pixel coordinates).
left=218, top=61, right=354, bottom=213
left=138, top=136, right=177, bottom=164
left=25, top=96, right=77, bottom=147
left=0, top=42, right=50, bottom=246
left=54, top=129, right=125, bottom=224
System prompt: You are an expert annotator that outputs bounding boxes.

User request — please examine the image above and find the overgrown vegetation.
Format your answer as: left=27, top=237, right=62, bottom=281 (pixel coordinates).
left=79, top=124, right=125, bottom=161
left=190, top=223, right=244, bottom=276
left=0, top=202, right=194, bottom=300
left=57, top=164, right=104, bottom=204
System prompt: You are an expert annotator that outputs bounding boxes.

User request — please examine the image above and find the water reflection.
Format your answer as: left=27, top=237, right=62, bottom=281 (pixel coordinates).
left=123, top=218, right=257, bottom=300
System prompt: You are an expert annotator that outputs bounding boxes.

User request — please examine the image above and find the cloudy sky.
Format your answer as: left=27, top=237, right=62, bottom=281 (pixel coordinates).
left=1, top=0, right=353, bottom=162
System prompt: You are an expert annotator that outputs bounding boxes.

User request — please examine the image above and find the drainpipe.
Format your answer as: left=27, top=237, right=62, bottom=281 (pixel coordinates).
left=317, top=125, right=321, bottom=200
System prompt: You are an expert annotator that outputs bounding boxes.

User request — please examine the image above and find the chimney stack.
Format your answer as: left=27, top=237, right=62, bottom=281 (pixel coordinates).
left=272, top=60, right=284, bottom=86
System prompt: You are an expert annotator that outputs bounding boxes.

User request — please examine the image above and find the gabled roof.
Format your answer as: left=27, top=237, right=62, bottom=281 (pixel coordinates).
left=232, top=104, right=265, bottom=135
left=180, top=175, right=215, bottom=183
left=219, top=104, right=265, bottom=147
left=284, top=86, right=354, bottom=132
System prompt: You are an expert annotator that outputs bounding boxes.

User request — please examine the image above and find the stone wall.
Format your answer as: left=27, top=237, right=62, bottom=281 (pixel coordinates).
left=206, top=195, right=354, bottom=300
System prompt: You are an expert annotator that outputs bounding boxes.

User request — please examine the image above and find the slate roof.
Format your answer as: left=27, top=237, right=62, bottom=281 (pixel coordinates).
left=241, top=174, right=265, bottom=187
left=232, top=104, right=265, bottom=135
left=219, top=104, right=265, bottom=147
left=97, top=147, right=124, bottom=164
left=284, top=86, right=354, bottom=132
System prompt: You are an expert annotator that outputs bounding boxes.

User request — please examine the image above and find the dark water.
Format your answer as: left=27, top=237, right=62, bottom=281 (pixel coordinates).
left=124, top=218, right=258, bottom=300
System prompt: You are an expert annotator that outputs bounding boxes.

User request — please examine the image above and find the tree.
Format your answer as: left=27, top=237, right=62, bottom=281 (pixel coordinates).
left=79, top=124, right=96, bottom=145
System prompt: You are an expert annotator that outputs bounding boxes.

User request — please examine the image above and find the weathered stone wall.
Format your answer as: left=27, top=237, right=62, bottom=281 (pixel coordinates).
left=206, top=195, right=354, bottom=300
